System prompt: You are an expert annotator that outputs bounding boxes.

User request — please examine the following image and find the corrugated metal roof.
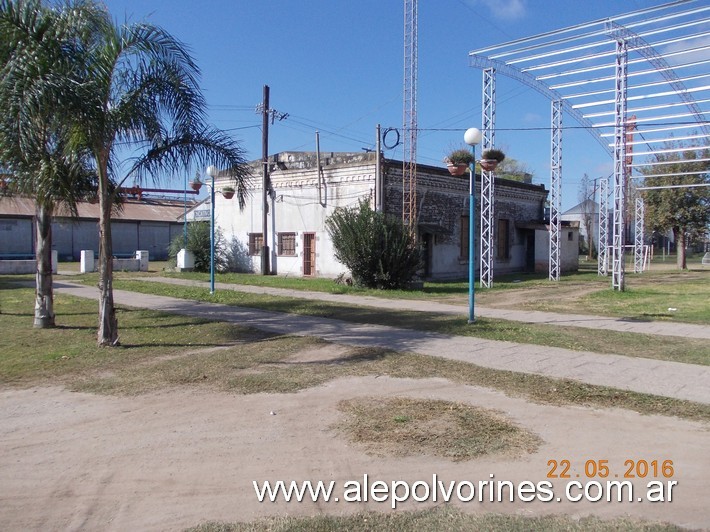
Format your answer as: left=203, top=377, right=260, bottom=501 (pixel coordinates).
left=0, top=196, right=193, bottom=222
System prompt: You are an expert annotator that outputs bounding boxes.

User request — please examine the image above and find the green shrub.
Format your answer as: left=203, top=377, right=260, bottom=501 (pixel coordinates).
left=168, top=221, right=227, bottom=272
left=326, top=200, right=421, bottom=289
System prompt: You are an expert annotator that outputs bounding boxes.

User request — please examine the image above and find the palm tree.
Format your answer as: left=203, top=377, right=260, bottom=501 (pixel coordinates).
left=69, top=7, right=250, bottom=346
left=0, top=0, right=100, bottom=328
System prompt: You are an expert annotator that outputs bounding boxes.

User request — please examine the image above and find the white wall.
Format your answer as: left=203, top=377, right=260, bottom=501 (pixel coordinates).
left=218, top=163, right=375, bottom=278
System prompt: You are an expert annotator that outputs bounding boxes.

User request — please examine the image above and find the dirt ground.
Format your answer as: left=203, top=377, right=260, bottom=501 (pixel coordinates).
left=1, top=375, right=708, bottom=531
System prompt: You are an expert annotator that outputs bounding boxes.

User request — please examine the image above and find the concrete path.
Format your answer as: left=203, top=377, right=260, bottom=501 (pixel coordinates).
left=136, top=276, right=710, bottom=340
left=55, top=281, right=710, bottom=405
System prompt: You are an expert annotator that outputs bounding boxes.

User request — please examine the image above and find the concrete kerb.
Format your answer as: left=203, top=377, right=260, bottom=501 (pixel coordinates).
left=53, top=281, right=710, bottom=405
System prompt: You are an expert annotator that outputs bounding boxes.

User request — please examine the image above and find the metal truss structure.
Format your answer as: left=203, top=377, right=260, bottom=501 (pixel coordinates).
left=611, top=39, right=629, bottom=291
left=480, top=68, right=496, bottom=288
left=549, top=100, right=563, bottom=281
left=634, top=197, right=646, bottom=273
left=597, top=176, right=610, bottom=276
left=402, top=0, right=418, bottom=235
left=469, top=0, right=710, bottom=291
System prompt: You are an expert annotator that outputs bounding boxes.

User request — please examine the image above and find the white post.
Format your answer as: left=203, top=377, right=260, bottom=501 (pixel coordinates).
left=80, top=250, right=95, bottom=273
left=135, top=250, right=149, bottom=272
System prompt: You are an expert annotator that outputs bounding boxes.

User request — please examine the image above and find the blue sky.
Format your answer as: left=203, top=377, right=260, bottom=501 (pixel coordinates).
left=101, top=0, right=694, bottom=209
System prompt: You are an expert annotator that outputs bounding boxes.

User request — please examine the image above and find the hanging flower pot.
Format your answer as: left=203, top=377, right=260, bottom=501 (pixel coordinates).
left=190, top=180, right=203, bottom=192
left=446, top=163, right=468, bottom=176
left=221, top=187, right=235, bottom=200
left=444, top=148, right=474, bottom=177
left=479, top=159, right=499, bottom=172
left=480, top=149, right=506, bottom=172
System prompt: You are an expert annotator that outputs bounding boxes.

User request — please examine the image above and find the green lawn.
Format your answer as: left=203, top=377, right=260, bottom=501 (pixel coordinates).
left=105, top=278, right=710, bottom=366
left=1, top=284, right=708, bottom=423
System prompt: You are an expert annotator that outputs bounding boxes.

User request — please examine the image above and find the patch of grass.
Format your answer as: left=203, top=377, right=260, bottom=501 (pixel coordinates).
left=109, top=279, right=710, bottom=366
left=188, top=506, right=687, bottom=532
left=0, top=284, right=279, bottom=386
left=334, top=397, right=541, bottom=461
left=2, top=283, right=709, bottom=423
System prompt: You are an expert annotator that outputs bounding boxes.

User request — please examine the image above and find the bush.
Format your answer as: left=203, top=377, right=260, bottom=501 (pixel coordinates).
left=224, top=237, right=253, bottom=273
left=326, top=200, right=421, bottom=289
left=168, top=221, right=227, bottom=272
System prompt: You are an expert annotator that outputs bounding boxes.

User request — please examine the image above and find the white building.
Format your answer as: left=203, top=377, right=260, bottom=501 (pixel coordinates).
left=561, top=199, right=600, bottom=253
left=196, top=152, right=578, bottom=279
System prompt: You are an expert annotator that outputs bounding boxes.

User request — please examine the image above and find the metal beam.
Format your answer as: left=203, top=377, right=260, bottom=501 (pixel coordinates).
left=480, top=67, right=496, bottom=288
left=549, top=100, right=563, bottom=281
left=612, top=39, right=629, bottom=291
left=634, top=197, right=645, bottom=273
left=598, top=177, right=610, bottom=276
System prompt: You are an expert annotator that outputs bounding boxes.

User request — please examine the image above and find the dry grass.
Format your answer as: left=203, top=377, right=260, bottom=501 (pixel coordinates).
left=334, top=397, right=541, bottom=461
left=189, top=506, right=688, bottom=532
left=2, top=284, right=709, bottom=423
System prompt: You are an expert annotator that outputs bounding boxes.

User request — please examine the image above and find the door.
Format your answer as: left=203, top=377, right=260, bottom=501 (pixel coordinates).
left=525, top=231, right=535, bottom=273
left=303, top=233, right=316, bottom=276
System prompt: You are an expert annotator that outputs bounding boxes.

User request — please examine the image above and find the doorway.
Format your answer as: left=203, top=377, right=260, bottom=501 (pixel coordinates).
left=303, top=233, right=316, bottom=276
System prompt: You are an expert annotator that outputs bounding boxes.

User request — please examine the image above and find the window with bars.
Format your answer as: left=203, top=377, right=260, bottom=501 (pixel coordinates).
left=278, top=232, right=297, bottom=256
left=248, top=233, right=263, bottom=256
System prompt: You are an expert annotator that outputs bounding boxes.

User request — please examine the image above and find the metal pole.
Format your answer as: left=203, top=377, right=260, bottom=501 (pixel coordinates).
left=315, top=131, right=322, bottom=206
left=375, top=124, right=382, bottom=212
left=183, top=174, right=188, bottom=249
left=261, top=84, right=270, bottom=275
left=210, top=175, right=215, bottom=294
left=468, top=145, right=476, bottom=323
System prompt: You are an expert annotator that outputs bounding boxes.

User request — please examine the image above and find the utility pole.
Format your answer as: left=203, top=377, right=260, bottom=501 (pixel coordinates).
left=255, top=85, right=289, bottom=275
left=261, top=85, right=270, bottom=275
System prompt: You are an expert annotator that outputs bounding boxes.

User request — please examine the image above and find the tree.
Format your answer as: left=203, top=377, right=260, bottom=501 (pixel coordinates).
left=0, top=0, right=100, bottom=328
left=642, top=140, right=709, bottom=269
left=65, top=5, right=251, bottom=345
left=326, top=200, right=421, bottom=289
left=493, top=156, right=534, bottom=183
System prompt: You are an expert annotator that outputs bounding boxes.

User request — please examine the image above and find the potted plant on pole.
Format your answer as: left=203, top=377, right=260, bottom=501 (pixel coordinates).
left=444, top=148, right=475, bottom=176
left=480, top=149, right=505, bottom=172
left=190, top=173, right=203, bottom=192
left=221, top=185, right=235, bottom=199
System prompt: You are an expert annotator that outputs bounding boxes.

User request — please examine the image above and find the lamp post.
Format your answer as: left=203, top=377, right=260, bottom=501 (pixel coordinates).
left=464, top=128, right=482, bottom=323
left=205, top=165, right=218, bottom=294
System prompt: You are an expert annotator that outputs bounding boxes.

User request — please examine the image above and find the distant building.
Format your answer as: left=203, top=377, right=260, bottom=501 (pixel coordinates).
left=0, top=196, right=189, bottom=260
left=195, top=152, right=578, bottom=279
left=562, top=199, right=601, bottom=253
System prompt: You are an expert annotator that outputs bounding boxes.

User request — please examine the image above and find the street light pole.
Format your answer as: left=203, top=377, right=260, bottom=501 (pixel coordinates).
left=206, top=165, right=217, bottom=294
left=464, top=128, right=482, bottom=324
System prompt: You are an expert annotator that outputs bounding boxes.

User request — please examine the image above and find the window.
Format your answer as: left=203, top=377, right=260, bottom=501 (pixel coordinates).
left=460, top=216, right=469, bottom=259
left=497, top=219, right=510, bottom=259
left=278, top=232, right=297, bottom=256
left=568, top=231, right=574, bottom=241
left=248, top=233, right=263, bottom=256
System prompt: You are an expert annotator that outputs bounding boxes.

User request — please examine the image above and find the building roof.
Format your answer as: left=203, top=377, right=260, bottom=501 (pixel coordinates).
left=562, top=199, right=598, bottom=216
left=0, top=195, right=193, bottom=222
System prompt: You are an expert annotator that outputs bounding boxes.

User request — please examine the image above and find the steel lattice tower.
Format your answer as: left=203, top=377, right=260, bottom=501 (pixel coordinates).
left=549, top=100, right=563, bottom=281
left=479, top=67, right=496, bottom=288
left=402, top=0, right=418, bottom=234
left=634, top=197, right=645, bottom=273
left=598, top=177, right=609, bottom=276
left=612, top=39, right=629, bottom=291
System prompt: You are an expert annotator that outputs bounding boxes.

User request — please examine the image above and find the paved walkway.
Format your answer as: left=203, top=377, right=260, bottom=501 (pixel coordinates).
left=55, top=281, right=710, bottom=405
left=137, top=276, right=710, bottom=340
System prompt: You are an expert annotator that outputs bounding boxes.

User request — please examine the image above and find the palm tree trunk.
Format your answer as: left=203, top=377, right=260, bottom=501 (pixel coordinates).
left=97, top=172, right=119, bottom=346
left=34, top=203, right=55, bottom=328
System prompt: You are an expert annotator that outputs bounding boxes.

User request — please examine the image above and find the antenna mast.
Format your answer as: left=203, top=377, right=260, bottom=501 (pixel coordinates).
left=403, top=0, right=418, bottom=235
